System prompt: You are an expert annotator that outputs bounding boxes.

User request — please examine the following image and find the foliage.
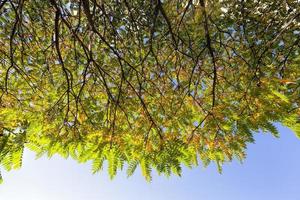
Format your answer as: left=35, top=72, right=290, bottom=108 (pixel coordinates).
left=0, top=0, right=299, bottom=182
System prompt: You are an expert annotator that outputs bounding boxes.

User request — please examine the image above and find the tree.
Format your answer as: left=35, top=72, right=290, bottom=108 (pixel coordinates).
left=0, top=0, right=299, bottom=182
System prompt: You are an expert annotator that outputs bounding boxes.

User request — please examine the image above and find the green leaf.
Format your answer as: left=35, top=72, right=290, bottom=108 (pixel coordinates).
left=263, top=122, right=280, bottom=138
left=92, top=154, right=105, bottom=174
left=271, top=90, right=289, bottom=103
left=12, top=147, right=24, bottom=169
left=107, top=150, right=118, bottom=179
left=127, top=160, right=139, bottom=177
left=0, top=171, right=3, bottom=184
left=140, top=158, right=152, bottom=182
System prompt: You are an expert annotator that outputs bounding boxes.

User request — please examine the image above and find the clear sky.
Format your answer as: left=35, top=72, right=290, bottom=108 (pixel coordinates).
left=0, top=125, right=299, bottom=200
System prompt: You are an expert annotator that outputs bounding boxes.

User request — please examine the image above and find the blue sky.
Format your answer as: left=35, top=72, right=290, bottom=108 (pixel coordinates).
left=0, top=125, right=299, bottom=200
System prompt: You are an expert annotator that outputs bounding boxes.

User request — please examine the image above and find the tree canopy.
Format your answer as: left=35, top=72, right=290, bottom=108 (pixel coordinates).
left=0, top=0, right=299, bottom=182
